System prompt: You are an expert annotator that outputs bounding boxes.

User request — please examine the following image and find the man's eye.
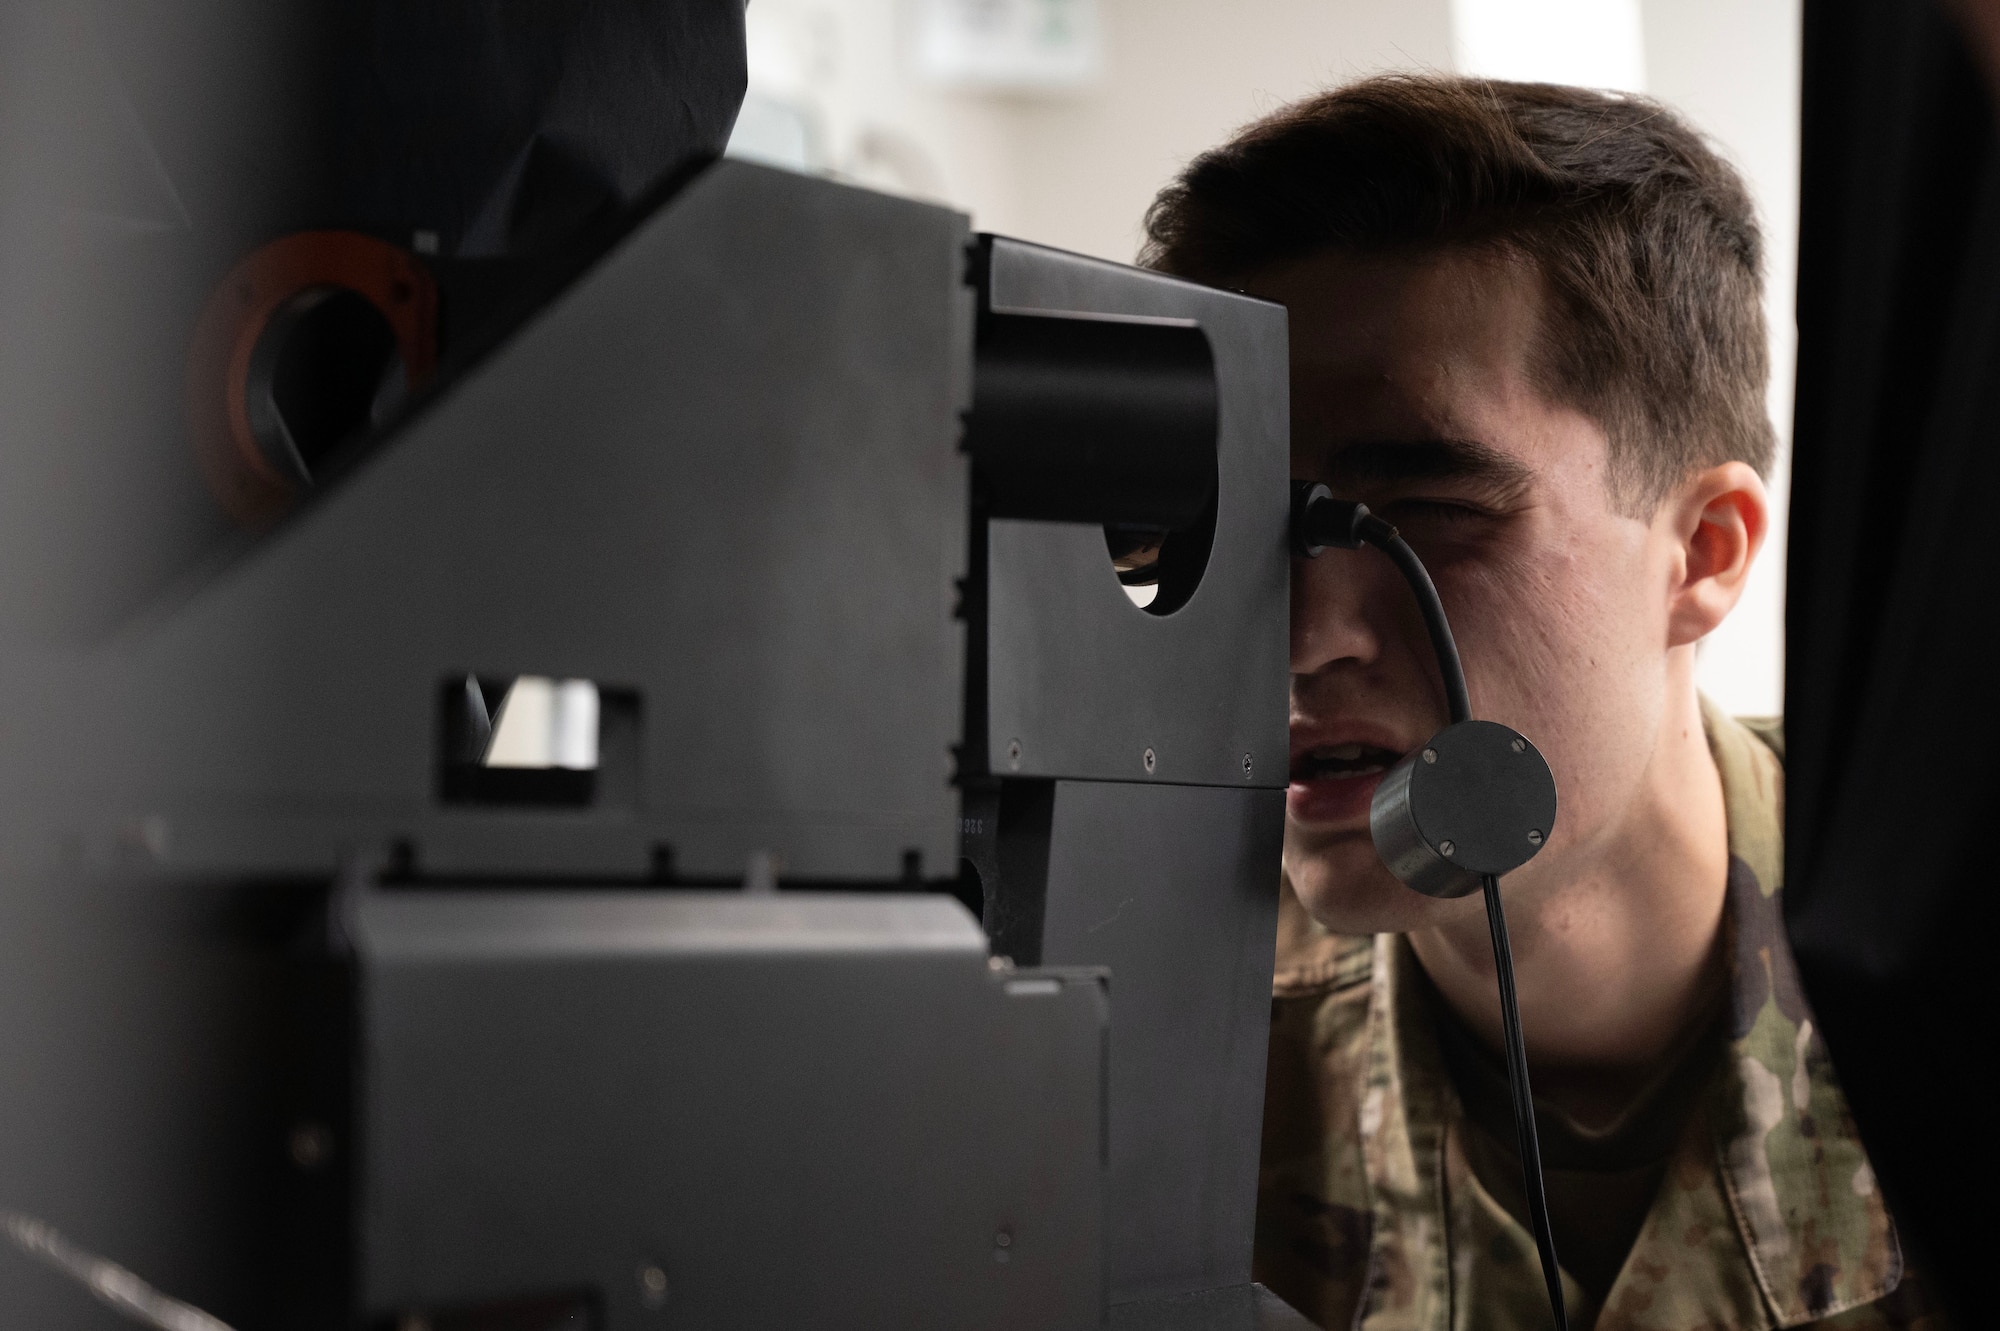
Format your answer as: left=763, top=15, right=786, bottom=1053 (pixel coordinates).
left=1380, top=499, right=1488, bottom=525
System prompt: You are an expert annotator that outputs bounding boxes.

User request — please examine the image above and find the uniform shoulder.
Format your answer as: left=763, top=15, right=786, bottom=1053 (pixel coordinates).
left=1736, top=713, right=1785, bottom=764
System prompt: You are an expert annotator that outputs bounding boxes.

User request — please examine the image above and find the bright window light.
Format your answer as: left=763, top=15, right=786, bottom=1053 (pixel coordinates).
left=1450, top=0, right=1647, bottom=92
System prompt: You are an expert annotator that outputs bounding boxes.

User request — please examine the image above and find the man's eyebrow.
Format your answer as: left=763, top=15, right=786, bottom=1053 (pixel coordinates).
left=1321, top=437, right=1534, bottom=500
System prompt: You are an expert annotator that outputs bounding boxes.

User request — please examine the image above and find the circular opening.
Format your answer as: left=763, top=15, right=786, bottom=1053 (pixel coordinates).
left=1103, top=488, right=1217, bottom=616
left=245, top=286, right=401, bottom=486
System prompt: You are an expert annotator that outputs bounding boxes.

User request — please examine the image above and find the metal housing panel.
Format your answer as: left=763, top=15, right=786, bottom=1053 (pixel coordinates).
left=1035, top=781, right=1285, bottom=1303
left=980, top=239, right=1289, bottom=789
left=102, top=161, right=972, bottom=883
left=356, top=891, right=1107, bottom=1330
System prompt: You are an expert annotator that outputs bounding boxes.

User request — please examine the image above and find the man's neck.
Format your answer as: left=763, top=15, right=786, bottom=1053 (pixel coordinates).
left=1406, top=677, right=1731, bottom=1126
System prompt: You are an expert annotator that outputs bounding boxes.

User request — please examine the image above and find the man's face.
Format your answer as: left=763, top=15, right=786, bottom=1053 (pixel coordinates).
left=1249, top=246, right=1680, bottom=933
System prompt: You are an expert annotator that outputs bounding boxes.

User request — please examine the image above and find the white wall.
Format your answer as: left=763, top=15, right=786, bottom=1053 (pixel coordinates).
left=1644, top=0, right=1800, bottom=718
left=997, top=0, right=1454, bottom=262
left=737, top=0, right=1455, bottom=249
left=736, top=0, right=1799, bottom=715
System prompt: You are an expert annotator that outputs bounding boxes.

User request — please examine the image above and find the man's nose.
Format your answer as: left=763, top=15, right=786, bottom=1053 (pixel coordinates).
left=1290, top=544, right=1395, bottom=675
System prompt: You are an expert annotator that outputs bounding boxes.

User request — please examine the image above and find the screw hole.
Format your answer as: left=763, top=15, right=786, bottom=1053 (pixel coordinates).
left=638, top=1264, right=669, bottom=1310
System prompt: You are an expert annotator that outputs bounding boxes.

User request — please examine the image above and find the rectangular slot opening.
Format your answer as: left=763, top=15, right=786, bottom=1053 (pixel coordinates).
left=437, top=674, right=640, bottom=809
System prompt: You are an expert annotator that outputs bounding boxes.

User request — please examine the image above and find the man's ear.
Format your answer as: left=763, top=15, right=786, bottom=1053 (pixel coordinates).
left=1663, top=461, right=1770, bottom=649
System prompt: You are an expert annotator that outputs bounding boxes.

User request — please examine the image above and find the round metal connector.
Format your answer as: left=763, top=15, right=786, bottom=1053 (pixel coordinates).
left=1369, top=720, right=1558, bottom=899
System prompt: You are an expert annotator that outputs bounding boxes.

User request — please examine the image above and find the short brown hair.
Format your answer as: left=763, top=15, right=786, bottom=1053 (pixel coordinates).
left=1140, top=75, right=1774, bottom=509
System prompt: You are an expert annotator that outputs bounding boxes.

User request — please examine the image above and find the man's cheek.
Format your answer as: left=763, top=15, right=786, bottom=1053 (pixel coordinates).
left=1436, top=587, right=1537, bottom=712
left=1439, top=557, right=1576, bottom=709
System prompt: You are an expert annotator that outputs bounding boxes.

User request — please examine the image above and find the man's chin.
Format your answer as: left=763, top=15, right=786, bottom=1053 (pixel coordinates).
left=1283, top=829, right=1456, bottom=935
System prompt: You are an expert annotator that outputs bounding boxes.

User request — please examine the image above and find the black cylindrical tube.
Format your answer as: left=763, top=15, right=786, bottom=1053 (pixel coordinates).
left=965, top=312, right=1218, bottom=530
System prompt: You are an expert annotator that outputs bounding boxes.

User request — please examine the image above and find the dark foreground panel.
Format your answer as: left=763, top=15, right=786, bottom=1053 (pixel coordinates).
left=1789, top=0, right=2000, bottom=1315
left=356, top=891, right=1105, bottom=1330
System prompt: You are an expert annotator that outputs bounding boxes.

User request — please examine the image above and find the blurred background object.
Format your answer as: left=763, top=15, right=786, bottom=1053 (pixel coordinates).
left=913, top=0, right=1102, bottom=91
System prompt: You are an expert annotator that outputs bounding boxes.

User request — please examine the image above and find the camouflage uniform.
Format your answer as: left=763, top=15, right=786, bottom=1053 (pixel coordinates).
left=1256, top=701, right=1945, bottom=1330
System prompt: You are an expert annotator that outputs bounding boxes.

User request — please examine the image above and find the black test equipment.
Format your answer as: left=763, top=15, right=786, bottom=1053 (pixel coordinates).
left=0, top=4, right=1570, bottom=1328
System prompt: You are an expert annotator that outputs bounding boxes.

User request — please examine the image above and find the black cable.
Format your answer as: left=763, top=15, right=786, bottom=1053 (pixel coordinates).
left=1312, top=493, right=1569, bottom=1330
left=1354, top=514, right=1472, bottom=727
left=1290, top=486, right=1471, bottom=727
left=1481, top=871, right=1569, bottom=1330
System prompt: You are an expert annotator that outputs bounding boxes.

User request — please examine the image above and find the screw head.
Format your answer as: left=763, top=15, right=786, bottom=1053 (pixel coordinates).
left=1142, top=747, right=1157, bottom=774
left=123, top=814, right=171, bottom=863
left=1438, top=839, right=1456, bottom=858
left=1422, top=747, right=1438, bottom=764
left=995, top=1228, right=1013, bottom=1249
left=1242, top=753, right=1254, bottom=778
left=1527, top=829, right=1544, bottom=846
left=1006, top=738, right=1022, bottom=771
left=1511, top=736, right=1527, bottom=753
left=638, top=1264, right=669, bottom=1309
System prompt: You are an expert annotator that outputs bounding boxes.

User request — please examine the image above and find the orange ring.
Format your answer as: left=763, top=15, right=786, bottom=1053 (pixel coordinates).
left=187, top=230, right=437, bottom=525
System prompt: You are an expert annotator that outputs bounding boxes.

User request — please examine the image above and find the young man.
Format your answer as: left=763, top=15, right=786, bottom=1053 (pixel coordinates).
left=1143, top=78, right=1938, bottom=1329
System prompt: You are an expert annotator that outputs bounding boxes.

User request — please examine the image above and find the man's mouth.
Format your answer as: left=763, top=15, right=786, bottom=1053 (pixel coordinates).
left=1286, top=741, right=1405, bottom=827
left=1290, top=742, right=1402, bottom=783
